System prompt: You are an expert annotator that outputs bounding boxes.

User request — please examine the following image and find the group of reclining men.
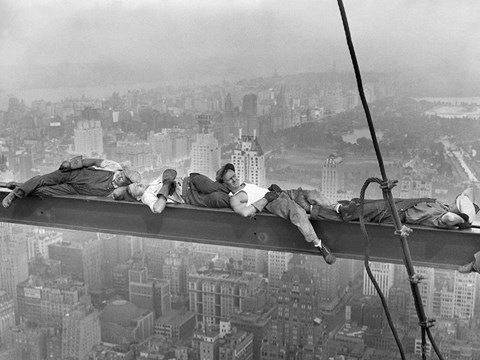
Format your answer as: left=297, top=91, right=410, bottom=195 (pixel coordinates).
left=2, top=156, right=480, bottom=273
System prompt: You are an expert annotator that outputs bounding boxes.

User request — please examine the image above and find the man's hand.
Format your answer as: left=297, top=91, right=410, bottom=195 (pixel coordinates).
left=264, top=191, right=279, bottom=203
left=58, top=161, right=72, bottom=172
left=268, top=184, right=282, bottom=194
left=59, top=156, right=83, bottom=172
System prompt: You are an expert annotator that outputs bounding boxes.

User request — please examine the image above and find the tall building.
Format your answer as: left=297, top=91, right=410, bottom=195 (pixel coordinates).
left=363, top=262, right=395, bottom=298
left=304, top=255, right=345, bottom=314
left=0, top=290, right=15, bottom=347
left=190, top=120, right=221, bottom=180
left=163, top=249, right=189, bottom=296
left=431, top=269, right=476, bottom=320
left=129, top=277, right=171, bottom=319
left=321, top=154, right=345, bottom=202
left=242, top=248, right=266, bottom=274
left=267, top=251, right=292, bottom=294
left=231, top=307, right=275, bottom=360
left=48, top=234, right=103, bottom=291
left=231, top=132, right=266, bottom=187
left=0, top=224, right=28, bottom=305
left=453, top=271, right=476, bottom=318
left=188, top=269, right=264, bottom=327
left=267, top=261, right=326, bottom=359
left=17, top=276, right=89, bottom=325
left=74, top=119, right=103, bottom=156
left=224, top=93, right=234, bottom=113
left=26, top=228, right=63, bottom=260
left=111, top=255, right=147, bottom=299
left=8, top=324, right=47, bottom=360
left=192, top=331, right=220, bottom=360
left=406, top=266, right=434, bottom=320
left=62, top=304, right=101, bottom=360
left=143, top=238, right=173, bottom=278
left=242, top=94, right=258, bottom=116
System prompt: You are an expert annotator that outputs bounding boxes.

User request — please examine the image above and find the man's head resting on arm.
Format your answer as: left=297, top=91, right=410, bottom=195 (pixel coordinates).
left=113, top=167, right=141, bottom=187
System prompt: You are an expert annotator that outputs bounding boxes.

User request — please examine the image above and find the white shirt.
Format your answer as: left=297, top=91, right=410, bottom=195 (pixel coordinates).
left=231, top=183, right=269, bottom=207
left=141, top=175, right=185, bottom=212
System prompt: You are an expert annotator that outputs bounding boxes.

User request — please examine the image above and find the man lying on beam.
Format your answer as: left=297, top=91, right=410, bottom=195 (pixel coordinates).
left=123, top=169, right=231, bottom=214
left=2, top=156, right=141, bottom=208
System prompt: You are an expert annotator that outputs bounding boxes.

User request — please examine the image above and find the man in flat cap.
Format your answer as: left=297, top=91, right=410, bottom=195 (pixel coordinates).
left=2, top=156, right=141, bottom=208
left=216, top=163, right=354, bottom=265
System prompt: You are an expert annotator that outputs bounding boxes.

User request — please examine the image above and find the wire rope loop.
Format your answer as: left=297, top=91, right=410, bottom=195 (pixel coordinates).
left=419, top=318, right=436, bottom=329
left=380, top=179, right=398, bottom=191
left=395, top=225, right=413, bottom=238
left=409, top=274, right=425, bottom=284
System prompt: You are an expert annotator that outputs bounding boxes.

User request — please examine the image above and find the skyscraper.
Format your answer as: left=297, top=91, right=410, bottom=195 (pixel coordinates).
left=188, top=269, right=264, bottom=327
left=8, top=324, right=47, bottom=360
left=163, top=249, right=188, bottom=296
left=231, top=132, right=266, bottom=187
left=0, top=224, right=28, bottom=306
left=267, top=251, right=292, bottom=294
left=129, top=277, right=171, bottom=319
left=17, top=276, right=89, bottom=325
left=224, top=93, right=234, bottom=113
left=48, top=234, right=103, bottom=291
left=242, top=94, right=258, bottom=116
left=242, top=248, right=266, bottom=274
left=453, top=271, right=476, bottom=318
left=190, top=120, right=221, bottom=180
left=26, top=228, right=63, bottom=260
left=61, top=304, right=101, bottom=360
left=266, top=260, right=325, bottom=359
left=363, top=262, right=395, bottom=298
left=321, top=154, right=345, bottom=202
left=73, top=119, right=103, bottom=157
left=0, top=290, right=15, bottom=347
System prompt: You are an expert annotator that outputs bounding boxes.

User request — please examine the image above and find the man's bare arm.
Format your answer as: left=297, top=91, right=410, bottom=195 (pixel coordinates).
left=230, top=192, right=268, bottom=218
left=142, top=191, right=167, bottom=214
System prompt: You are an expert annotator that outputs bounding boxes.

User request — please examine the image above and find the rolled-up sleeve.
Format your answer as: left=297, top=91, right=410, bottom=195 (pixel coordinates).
left=140, top=177, right=163, bottom=211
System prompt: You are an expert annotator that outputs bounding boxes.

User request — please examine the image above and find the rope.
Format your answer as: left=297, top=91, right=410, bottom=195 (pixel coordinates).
left=336, top=2, right=445, bottom=360
left=359, top=177, right=406, bottom=359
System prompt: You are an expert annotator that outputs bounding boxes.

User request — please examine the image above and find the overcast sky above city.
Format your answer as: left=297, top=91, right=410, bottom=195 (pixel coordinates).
left=1, top=0, right=479, bottom=86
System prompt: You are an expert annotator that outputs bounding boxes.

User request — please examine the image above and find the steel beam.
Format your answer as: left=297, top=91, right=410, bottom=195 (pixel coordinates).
left=0, top=190, right=479, bottom=269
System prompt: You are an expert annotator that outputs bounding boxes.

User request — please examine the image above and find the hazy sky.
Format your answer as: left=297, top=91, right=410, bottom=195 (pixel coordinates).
left=1, top=0, right=479, bottom=84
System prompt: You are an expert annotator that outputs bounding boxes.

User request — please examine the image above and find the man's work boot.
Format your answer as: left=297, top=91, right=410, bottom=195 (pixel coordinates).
left=458, top=251, right=480, bottom=274
left=339, top=201, right=357, bottom=221
left=2, top=192, right=18, bottom=208
left=315, top=241, right=336, bottom=265
left=294, top=188, right=311, bottom=213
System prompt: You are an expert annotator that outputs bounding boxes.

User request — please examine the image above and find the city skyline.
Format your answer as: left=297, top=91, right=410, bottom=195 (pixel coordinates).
left=1, top=1, right=480, bottom=356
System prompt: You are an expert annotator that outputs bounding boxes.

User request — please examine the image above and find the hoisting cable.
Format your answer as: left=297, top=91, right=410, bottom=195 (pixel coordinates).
left=336, top=1, right=444, bottom=360
left=358, top=177, right=405, bottom=359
